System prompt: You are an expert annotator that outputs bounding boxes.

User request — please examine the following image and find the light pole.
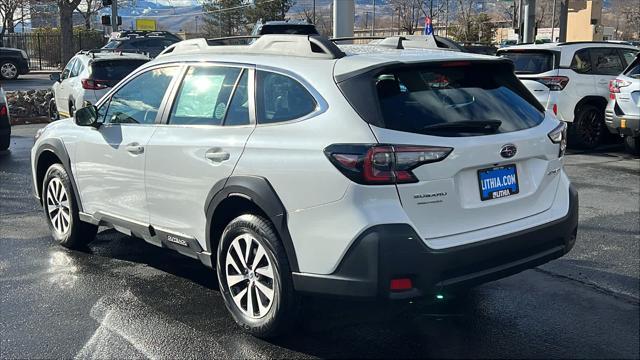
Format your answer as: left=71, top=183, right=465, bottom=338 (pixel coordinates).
left=111, top=0, right=118, bottom=32
left=551, top=0, right=557, bottom=42
left=372, top=0, right=376, bottom=36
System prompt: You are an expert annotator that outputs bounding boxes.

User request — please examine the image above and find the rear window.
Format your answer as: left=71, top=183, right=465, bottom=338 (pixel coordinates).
left=103, top=41, right=121, bottom=49
left=339, top=62, right=545, bottom=137
left=500, top=51, right=555, bottom=74
left=91, top=59, right=148, bottom=83
left=259, top=25, right=319, bottom=35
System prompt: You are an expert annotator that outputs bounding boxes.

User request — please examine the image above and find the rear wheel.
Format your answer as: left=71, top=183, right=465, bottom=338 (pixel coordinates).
left=43, top=164, right=97, bottom=248
left=624, top=136, right=640, bottom=156
left=569, top=104, right=605, bottom=149
left=217, top=214, right=298, bottom=338
left=68, top=101, right=76, bottom=117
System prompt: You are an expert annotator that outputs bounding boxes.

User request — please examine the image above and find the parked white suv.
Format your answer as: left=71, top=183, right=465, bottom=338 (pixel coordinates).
left=49, top=50, right=149, bottom=120
left=498, top=42, right=638, bottom=149
left=606, top=53, right=640, bottom=154
left=32, top=35, right=578, bottom=337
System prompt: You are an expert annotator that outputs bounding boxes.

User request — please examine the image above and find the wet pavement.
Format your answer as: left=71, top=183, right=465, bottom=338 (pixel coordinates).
left=1, top=125, right=639, bottom=359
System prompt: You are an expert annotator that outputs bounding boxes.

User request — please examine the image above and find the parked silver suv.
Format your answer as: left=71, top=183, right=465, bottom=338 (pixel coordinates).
left=32, top=35, right=578, bottom=337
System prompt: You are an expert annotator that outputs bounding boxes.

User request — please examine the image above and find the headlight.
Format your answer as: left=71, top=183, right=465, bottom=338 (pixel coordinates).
left=19, top=50, right=28, bottom=59
left=548, top=122, right=567, bottom=158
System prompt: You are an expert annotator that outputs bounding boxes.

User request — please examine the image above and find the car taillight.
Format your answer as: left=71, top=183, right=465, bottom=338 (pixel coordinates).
left=533, top=76, right=569, bottom=91
left=0, top=104, right=7, bottom=117
left=552, top=104, right=558, bottom=116
left=81, top=79, right=109, bottom=90
left=609, top=78, right=631, bottom=94
left=324, top=144, right=453, bottom=185
left=548, top=122, right=567, bottom=158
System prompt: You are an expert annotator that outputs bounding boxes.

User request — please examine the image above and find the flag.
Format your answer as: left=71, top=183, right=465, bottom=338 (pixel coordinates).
left=424, top=16, right=433, bottom=35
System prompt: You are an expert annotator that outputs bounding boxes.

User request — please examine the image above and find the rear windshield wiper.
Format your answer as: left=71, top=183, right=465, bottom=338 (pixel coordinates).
left=420, top=120, right=502, bottom=134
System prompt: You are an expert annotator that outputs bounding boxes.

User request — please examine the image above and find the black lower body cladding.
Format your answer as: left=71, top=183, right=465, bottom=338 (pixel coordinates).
left=293, top=185, right=579, bottom=299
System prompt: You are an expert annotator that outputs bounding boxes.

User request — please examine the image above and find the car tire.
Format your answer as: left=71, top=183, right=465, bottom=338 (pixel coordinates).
left=0, top=60, right=19, bottom=80
left=568, top=104, right=605, bottom=149
left=217, top=214, right=298, bottom=338
left=0, top=136, right=9, bottom=151
left=623, top=136, right=640, bottom=156
left=48, top=99, right=59, bottom=122
left=42, top=163, right=97, bottom=249
left=69, top=101, right=76, bottom=117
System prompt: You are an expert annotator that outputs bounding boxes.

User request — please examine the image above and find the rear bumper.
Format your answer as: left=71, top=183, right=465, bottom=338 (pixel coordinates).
left=605, top=110, right=640, bottom=137
left=293, top=185, right=579, bottom=299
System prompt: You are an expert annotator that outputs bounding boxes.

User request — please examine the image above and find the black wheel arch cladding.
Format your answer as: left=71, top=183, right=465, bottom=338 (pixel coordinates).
left=205, top=176, right=299, bottom=272
left=34, top=138, right=84, bottom=213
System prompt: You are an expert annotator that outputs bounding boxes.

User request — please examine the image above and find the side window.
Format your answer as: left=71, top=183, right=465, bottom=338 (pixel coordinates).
left=256, top=71, right=317, bottom=124
left=224, top=70, right=250, bottom=126
left=591, top=48, right=624, bottom=75
left=103, top=66, right=178, bottom=125
left=621, top=49, right=639, bottom=67
left=61, top=59, right=76, bottom=80
left=570, top=49, right=592, bottom=74
left=71, top=60, right=83, bottom=77
left=169, top=66, right=241, bottom=126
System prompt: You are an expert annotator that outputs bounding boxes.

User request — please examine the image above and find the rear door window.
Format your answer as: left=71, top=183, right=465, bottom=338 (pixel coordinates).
left=591, top=48, right=625, bottom=75
left=169, top=66, right=242, bottom=126
left=499, top=51, right=555, bottom=74
left=346, top=62, right=544, bottom=137
left=256, top=71, right=317, bottom=124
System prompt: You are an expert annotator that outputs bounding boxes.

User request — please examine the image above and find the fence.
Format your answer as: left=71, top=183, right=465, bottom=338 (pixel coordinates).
left=0, top=32, right=107, bottom=71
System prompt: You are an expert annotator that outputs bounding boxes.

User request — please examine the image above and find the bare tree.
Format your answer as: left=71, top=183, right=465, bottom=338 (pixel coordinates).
left=76, top=0, right=104, bottom=30
left=389, top=0, right=422, bottom=34
left=0, top=0, right=28, bottom=36
left=58, top=0, right=82, bottom=64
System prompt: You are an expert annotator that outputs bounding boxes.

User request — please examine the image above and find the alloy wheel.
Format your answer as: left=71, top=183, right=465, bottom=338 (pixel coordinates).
left=225, top=234, right=275, bottom=319
left=46, top=178, right=71, bottom=234
left=0, top=62, right=18, bottom=79
left=578, top=109, right=602, bottom=147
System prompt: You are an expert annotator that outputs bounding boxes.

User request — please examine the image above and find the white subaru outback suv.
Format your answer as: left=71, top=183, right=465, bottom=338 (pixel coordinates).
left=497, top=42, right=638, bottom=149
left=31, top=35, right=578, bottom=337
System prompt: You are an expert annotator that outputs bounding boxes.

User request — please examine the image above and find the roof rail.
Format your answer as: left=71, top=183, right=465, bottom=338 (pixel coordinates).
left=556, top=40, right=634, bottom=46
left=76, top=48, right=150, bottom=58
left=331, top=34, right=459, bottom=51
left=158, top=34, right=346, bottom=59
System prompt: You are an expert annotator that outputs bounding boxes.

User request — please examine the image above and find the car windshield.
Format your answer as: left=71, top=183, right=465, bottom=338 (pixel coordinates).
left=91, top=59, right=148, bottom=83
left=500, top=51, right=555, bottom=74
left=103, top=41, right=121, bottom=49
left=367, top=63, right=544, bottom=137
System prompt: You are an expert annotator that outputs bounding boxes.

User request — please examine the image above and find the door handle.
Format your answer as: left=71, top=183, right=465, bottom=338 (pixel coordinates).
left=125, top=143, right=144, bottom=155
left=205, top=150, right=230, bottom=162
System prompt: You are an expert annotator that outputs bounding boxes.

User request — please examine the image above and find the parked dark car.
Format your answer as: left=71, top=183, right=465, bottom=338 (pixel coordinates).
left=102, top=31, right=181, bottom=58
left=251, top=20, right=319, bottom=36
left=1, top=87, right=10, bottom=150
left=0, top=46, right=30, bottom=80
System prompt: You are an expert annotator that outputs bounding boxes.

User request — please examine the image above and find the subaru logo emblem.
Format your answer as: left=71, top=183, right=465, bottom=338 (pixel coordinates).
left=500, top=144, right=517, bottom=159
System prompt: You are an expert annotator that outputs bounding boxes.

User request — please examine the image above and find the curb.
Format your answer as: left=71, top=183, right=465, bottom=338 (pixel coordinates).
left=10, top=117, right=50, bottom=126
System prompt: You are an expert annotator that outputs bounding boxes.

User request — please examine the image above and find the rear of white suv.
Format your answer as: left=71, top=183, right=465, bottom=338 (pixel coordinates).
left=606, top=53, right=640, bottom=154
left=32, top=36, right=578, bottom=338
left=498, top=43, right=638, bottom=149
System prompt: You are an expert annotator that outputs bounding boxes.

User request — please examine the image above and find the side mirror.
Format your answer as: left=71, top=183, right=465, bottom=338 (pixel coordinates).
left=74, top=105, right=100, bottom=128
left=49, top=73, right=61, bottom=82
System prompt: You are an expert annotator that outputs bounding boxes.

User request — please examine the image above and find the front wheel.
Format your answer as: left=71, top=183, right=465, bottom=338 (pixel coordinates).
left=217, top=214, right=298, bottom=338
left=624, top=136, right=640, bottom=156
left=43, top=164, right=97, bottom=248
left=0, top=60, right=19, bottom=80
left=48, top=99, right=59, bottom=122
left=568, top=104, right=605, bottom=149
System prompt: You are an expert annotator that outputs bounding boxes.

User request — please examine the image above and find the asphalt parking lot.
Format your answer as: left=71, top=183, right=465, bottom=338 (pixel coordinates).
left=1, top=124, right=639, bottom=359
left=0, top=73, right=55, bottom=92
